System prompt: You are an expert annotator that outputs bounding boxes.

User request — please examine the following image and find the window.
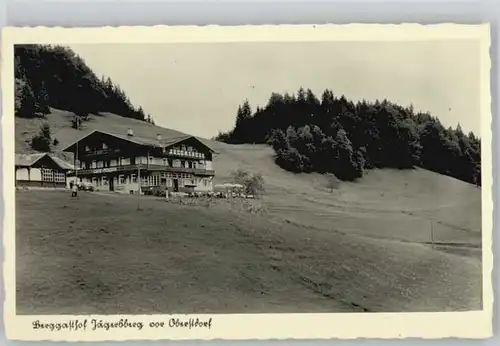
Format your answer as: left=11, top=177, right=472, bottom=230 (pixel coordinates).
left=132, top=174, right=137, bottom=183
left=41, top=168, right=54, bottom=182
left=204, top=179, right=208, bottom=187
left=102, top=177, right=108, bottom=185
left=54, top=171, right=65, bottom=183
left=85, top=146, right=90, bottom=152
left=103, top=143, right=108, bottom=149
left=119, top=175, right=125, bottom=184
left=92, top=161, right=97, bottom=168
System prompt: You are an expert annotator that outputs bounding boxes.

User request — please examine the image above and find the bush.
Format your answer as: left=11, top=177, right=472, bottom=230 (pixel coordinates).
left=30, top=123, right=52, bottom=152
left=230, top=168, right=265, bottom=196
left=325, top=173, right=340, bottom=192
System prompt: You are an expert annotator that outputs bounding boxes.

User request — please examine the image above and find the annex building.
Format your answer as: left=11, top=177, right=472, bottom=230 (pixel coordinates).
left=62, top=129, right=217, bottom=194
left=15, top=153, right=75, bottom=188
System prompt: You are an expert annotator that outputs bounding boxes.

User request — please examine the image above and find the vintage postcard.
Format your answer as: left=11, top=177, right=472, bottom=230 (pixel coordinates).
left=1, top=24, right=493, bottom=341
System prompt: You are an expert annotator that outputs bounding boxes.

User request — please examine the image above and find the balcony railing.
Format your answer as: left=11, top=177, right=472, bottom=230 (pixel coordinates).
left=73, top=164, right=215, bottom=176
left=82, top=149, right=208, bottom=160
left=84, top=148, right=121, bottom=157
left=167, top=149, right=206, bottom=160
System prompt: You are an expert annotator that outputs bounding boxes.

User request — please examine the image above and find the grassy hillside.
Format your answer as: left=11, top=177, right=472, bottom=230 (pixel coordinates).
left=16, top=108, right=482, bottom=246
left=16, top=108, right=185, bottom=160
left=17, top=190, right=481, bottom=314
left=213, top=142, right=481, bottom=248
left=15, top=109, right=482, bottom=313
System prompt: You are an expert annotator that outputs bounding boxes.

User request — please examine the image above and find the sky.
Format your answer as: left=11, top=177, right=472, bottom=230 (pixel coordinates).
left=69, top=41, right=481, bottom=139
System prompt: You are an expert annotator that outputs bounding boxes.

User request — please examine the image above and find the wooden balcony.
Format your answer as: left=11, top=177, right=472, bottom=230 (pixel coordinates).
left=72, top=164, right=215, bottom=177
left=83, top=148, right=121, bottom=157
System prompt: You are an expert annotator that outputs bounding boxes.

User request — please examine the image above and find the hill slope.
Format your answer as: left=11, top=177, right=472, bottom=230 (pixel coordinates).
left=16, top=109, right=482, bottom=246
left=17, top=190, right=481, bottom=314
left=15, top=109, right=482, bottom=312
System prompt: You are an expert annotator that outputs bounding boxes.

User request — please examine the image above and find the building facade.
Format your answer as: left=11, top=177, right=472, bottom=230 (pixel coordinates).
left=62, top=129, right=216, bottom=194
left=15, top=153, right=74, bottom=188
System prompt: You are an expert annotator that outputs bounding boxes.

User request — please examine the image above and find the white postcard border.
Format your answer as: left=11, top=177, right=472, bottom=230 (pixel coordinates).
left=1, top=24, right=493, bottom=341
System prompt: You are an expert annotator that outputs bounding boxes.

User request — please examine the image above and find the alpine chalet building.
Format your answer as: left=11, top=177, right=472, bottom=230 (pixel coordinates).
left=15, top=153, right=74, bottom=188
left=62, top=129, right=216, bottom=195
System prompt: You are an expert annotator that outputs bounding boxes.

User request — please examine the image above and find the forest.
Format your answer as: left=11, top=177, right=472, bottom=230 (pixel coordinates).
left=14, top=44, right=154, bottom=124
left=216, top=88, right=481, bottom=186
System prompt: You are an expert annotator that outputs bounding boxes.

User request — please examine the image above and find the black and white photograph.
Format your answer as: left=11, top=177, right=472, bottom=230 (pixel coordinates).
left=2, top=24, right=493, bottom=340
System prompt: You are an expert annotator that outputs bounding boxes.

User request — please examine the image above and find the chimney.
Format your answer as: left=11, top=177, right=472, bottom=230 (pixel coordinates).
left=127, top=128, right=134, bottom=137
left=156, top=134, right=162, bottom=141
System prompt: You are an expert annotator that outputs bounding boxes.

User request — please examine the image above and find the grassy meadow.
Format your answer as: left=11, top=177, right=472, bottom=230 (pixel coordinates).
left=15, top=109, right=482, bottom=314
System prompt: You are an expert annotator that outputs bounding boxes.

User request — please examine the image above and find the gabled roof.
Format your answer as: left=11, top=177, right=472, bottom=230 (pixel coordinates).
left=15, top=153, right=75, bottom=170
left=15, top=153, right=46, bottom=167
left=51, top=156, right=76, bottom=170
left=62, top=129, right=218, bottom=154
left=104, top=130, right=191, bottom=148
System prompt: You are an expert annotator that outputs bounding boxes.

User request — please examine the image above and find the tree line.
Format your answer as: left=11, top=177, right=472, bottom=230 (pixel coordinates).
left=14, top=44, right=155, bottom=124
left=215, top=88, right=481, bottom=186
